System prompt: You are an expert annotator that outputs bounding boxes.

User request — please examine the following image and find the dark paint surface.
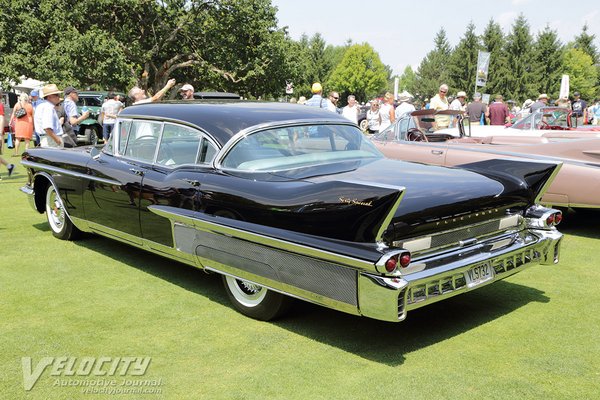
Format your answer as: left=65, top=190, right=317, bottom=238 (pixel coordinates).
left=22, top=102, right=556, bottom=248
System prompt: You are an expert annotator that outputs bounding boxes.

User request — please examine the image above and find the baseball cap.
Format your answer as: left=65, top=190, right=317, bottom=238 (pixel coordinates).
left=179, top=84, right=194, bottom=92
left=573, top=91, right=580, bottom=96
left=30, top=89, right=39, bottom=97
left=64, top=86, right=78, bottom=95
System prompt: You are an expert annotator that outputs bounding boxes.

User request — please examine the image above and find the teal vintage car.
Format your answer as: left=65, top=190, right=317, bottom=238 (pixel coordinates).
left=76, top=91, right=125, bottom=145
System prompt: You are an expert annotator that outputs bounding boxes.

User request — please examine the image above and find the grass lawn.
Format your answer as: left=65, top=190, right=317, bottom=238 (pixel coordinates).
left=1, top=160, right=599, bottom=399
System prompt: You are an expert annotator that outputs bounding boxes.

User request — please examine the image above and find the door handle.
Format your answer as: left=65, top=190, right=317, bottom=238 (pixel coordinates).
left=182, top=179, right=201, bottom=187
left=129, top=168, right=144, bottom=176
left=431, top=150, right=444, bottom=155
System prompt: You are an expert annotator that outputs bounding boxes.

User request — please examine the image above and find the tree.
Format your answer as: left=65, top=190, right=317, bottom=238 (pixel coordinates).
left=327, top=43, right=387, bottom=103
left=504, top=14, right=536, bottom=101
left=571, top=23, right=600, bottom=97
left=481, top=19, right=510, bottom=97
left=447, top=22, right=481, bottom=96
left=562, top=48, right=598, bottom=101
left=0, top=0, right=297, bottom=98
left=572, top=23, right=598, bottom=65
left=532, top=26, right=564, bottom=98
left=415, top=28, right=452, bottom=99
left=397, top=66, right=417, bottom=95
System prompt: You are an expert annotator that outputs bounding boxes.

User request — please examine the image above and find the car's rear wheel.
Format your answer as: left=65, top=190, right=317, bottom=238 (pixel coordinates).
left=222, top=275, right=291, bottom=321
left=45, top=185, right=81, bottom=240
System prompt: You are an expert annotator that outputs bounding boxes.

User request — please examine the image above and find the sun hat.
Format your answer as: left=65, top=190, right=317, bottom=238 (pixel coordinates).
left=311, top=82, right=322, bottom=94
left=40, top=84, right=62, bottom=98
left=538, top=93, right=548, bottom=100
left=456, top=91, right=467, bottom=98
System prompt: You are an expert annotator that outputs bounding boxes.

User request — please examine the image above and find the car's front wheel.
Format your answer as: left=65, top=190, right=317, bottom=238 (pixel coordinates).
left=222, top=275, right=291, bottom=321
left=45, top=185, right=81, bottom=240
left=83, top=127, right=98, bottom=146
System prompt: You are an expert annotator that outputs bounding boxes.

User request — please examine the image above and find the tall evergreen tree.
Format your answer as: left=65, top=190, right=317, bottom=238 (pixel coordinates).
left=415, top=28, right=452, bottom=99
left=481, top=19, right=510, bottom=99
left=532, top=26, right=564, bottom=98
left=572, top=23, right=600, bottom=97
left=504, top=14, right=536, bottom=101
left=447, top=22, right=481, bottom=96
left=573, top=23, right=598, bottom=65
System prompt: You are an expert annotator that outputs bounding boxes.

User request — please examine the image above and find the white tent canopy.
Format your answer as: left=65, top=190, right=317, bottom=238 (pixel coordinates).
left=9, top=76, right=45, bottom=93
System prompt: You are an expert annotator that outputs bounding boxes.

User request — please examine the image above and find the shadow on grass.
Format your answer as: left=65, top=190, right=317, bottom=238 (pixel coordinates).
left=33, top=222, right=51, bottom=232
left=558, top=208, right=600, bottom=240
left=72, top=233, right=549, bottom=366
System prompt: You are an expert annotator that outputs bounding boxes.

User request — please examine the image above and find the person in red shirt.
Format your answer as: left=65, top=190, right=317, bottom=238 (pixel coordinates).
left=488, top=94, right=510, bottom=125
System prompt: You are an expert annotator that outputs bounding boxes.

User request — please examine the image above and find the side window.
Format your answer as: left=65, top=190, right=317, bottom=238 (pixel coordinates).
left=117, top=120, right=132, bottom=154
left=124, top=121, right=162, bottom=163
left=198, top=138, right=218, bottom=164
left=156, top=123, right=203, bottom=166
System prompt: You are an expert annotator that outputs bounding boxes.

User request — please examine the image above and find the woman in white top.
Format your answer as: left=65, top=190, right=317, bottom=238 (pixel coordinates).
left=378, top=92, right=395, bottom=131
left=366, top=101, right=382, bottom=133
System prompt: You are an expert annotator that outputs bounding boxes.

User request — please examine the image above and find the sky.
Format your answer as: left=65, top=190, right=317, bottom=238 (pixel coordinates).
left=271, top=0, right=600, bottom=75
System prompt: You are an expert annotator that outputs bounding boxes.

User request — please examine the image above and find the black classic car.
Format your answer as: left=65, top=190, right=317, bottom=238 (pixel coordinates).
left=20, top=101, right=563, bottom=322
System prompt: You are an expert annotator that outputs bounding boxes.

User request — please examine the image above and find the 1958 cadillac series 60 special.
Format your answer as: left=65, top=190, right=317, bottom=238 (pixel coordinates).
left=21, top=102, right=563, bottom=322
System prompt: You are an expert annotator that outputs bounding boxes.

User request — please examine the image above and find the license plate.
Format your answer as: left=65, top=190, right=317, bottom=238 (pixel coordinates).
left=465, top=262, right=494, bottom=288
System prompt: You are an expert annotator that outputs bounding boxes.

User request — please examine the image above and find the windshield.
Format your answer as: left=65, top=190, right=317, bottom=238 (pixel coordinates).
left=512, top=108, right=570, bottom=130
left=221, top=124, right=382, bottom=171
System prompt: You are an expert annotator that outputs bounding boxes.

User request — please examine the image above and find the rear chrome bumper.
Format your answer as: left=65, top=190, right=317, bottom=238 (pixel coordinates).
left=357, top=228, right=562, bottom=322
left=20, top=183, right=37, bottom=211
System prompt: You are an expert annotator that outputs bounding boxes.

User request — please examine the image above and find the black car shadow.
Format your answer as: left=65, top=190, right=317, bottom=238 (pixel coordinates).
left=73, top=234, right=549, bottom=366
left=558, top=208, right=600, bottom=239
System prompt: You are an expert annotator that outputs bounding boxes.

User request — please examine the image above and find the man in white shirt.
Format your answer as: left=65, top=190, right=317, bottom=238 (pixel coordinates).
left=430, top=84, right=450, bottom=129
left=100, top=92, right=124, bottom=142
left=341, top=95, right=360, bottom=124
left=34, top=84, right=64, bottom=148
left=395, top=93, right=416, bottom=119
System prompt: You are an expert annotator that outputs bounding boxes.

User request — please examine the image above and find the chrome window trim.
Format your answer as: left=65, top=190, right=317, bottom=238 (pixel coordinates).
left=114, top=116, right=221, bottom=169
left=121, top=120, right=164, bottom=164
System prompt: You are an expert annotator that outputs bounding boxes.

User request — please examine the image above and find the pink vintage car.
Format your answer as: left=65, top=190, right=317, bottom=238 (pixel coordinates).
left=372, top=110, right=600, bottom=209
left=435, top=107, right=600, bottom=139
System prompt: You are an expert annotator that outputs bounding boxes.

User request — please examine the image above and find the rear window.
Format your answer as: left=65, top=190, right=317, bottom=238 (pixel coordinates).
left=221, top=124, right=381, bottom=171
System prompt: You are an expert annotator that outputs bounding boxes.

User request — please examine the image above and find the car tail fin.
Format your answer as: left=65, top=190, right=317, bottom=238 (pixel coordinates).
left=456, top=159, right=562, bottom=205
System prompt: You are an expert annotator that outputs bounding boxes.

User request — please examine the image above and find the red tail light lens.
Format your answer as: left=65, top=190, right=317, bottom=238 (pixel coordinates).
left=385, top=257, right=398, bottom=272
left=554, top=212, right=562, bottom=225
left=546, top=213, right=555, bottom=226
left=399, top=252, right=411, bottom=268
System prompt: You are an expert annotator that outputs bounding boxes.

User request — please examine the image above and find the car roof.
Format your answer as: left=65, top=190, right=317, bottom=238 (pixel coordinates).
left=119, top=101, right=351, bottom=146
left=79, top=91, right=126, bottom=97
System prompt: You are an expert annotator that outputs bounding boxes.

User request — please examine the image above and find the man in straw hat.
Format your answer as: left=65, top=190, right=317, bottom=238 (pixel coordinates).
left=530, top=93, right=548, bottom=113
left=395, top=91, right=416, bottom=119
left=33, top=84, right=64, bottom=148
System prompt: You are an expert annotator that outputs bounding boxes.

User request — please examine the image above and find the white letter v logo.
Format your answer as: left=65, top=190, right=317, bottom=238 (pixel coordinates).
left=22, top=357, right=54, bottom=391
